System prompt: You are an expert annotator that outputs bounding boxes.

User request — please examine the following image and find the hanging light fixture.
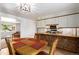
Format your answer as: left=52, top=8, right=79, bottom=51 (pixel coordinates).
left=18, top=3, right=31, bottom=13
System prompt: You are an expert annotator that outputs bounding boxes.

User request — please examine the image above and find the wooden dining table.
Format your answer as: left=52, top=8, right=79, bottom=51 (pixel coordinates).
left=12, top=38, right=48, bottom=55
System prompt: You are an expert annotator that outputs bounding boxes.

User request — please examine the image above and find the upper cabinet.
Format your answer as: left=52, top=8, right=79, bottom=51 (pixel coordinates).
left=37, top=14, right=79, bottom=28
left=36, top=14, right=79, bottom=33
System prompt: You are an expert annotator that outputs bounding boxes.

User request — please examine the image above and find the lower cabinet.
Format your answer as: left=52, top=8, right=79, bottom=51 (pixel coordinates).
left=35, top=34, right=79, bottom=53
left=57, top=39, right=79, bottom=53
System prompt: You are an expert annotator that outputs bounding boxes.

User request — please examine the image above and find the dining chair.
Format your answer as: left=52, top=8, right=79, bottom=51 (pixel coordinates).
left=37, top=38, right=59, bottom=55
left=5, top=37, right=15, bottom=55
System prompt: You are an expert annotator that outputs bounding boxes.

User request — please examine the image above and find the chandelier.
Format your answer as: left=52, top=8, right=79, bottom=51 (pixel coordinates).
left=19, top=3, right=30, bottom=13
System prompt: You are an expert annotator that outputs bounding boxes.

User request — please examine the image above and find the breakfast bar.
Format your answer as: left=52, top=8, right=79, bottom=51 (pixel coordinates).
left=35, top=33, right=79, bottom=54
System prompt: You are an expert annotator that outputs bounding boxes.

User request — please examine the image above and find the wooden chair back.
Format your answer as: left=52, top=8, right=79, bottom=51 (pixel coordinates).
left=49, top=38, right=59, bottom=55
left=5, top=37, right=15, bottom=55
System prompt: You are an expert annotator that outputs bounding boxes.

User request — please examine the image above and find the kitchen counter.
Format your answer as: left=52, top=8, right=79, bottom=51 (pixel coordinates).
left=35, top=33, right=79, bottom=54
left=35, top=33, right=79, bottom=39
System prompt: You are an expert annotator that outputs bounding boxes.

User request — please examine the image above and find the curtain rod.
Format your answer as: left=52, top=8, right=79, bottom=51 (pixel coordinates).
left=37, top=12, right=79, bottom=21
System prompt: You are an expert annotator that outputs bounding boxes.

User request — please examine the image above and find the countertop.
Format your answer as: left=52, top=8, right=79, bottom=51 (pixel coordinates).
left=35, top=33, right=79, bottom=39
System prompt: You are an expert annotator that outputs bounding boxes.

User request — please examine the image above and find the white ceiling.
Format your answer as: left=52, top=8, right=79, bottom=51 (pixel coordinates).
left=0, top=3, right=79, bottom=20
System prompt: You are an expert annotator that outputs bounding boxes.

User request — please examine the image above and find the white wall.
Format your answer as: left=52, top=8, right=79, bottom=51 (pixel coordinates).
left=20, top=18, right=36, bottom=38
left=0, top=17, right=1, bottom=50
left=16, top=23, right=20, bottom=32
